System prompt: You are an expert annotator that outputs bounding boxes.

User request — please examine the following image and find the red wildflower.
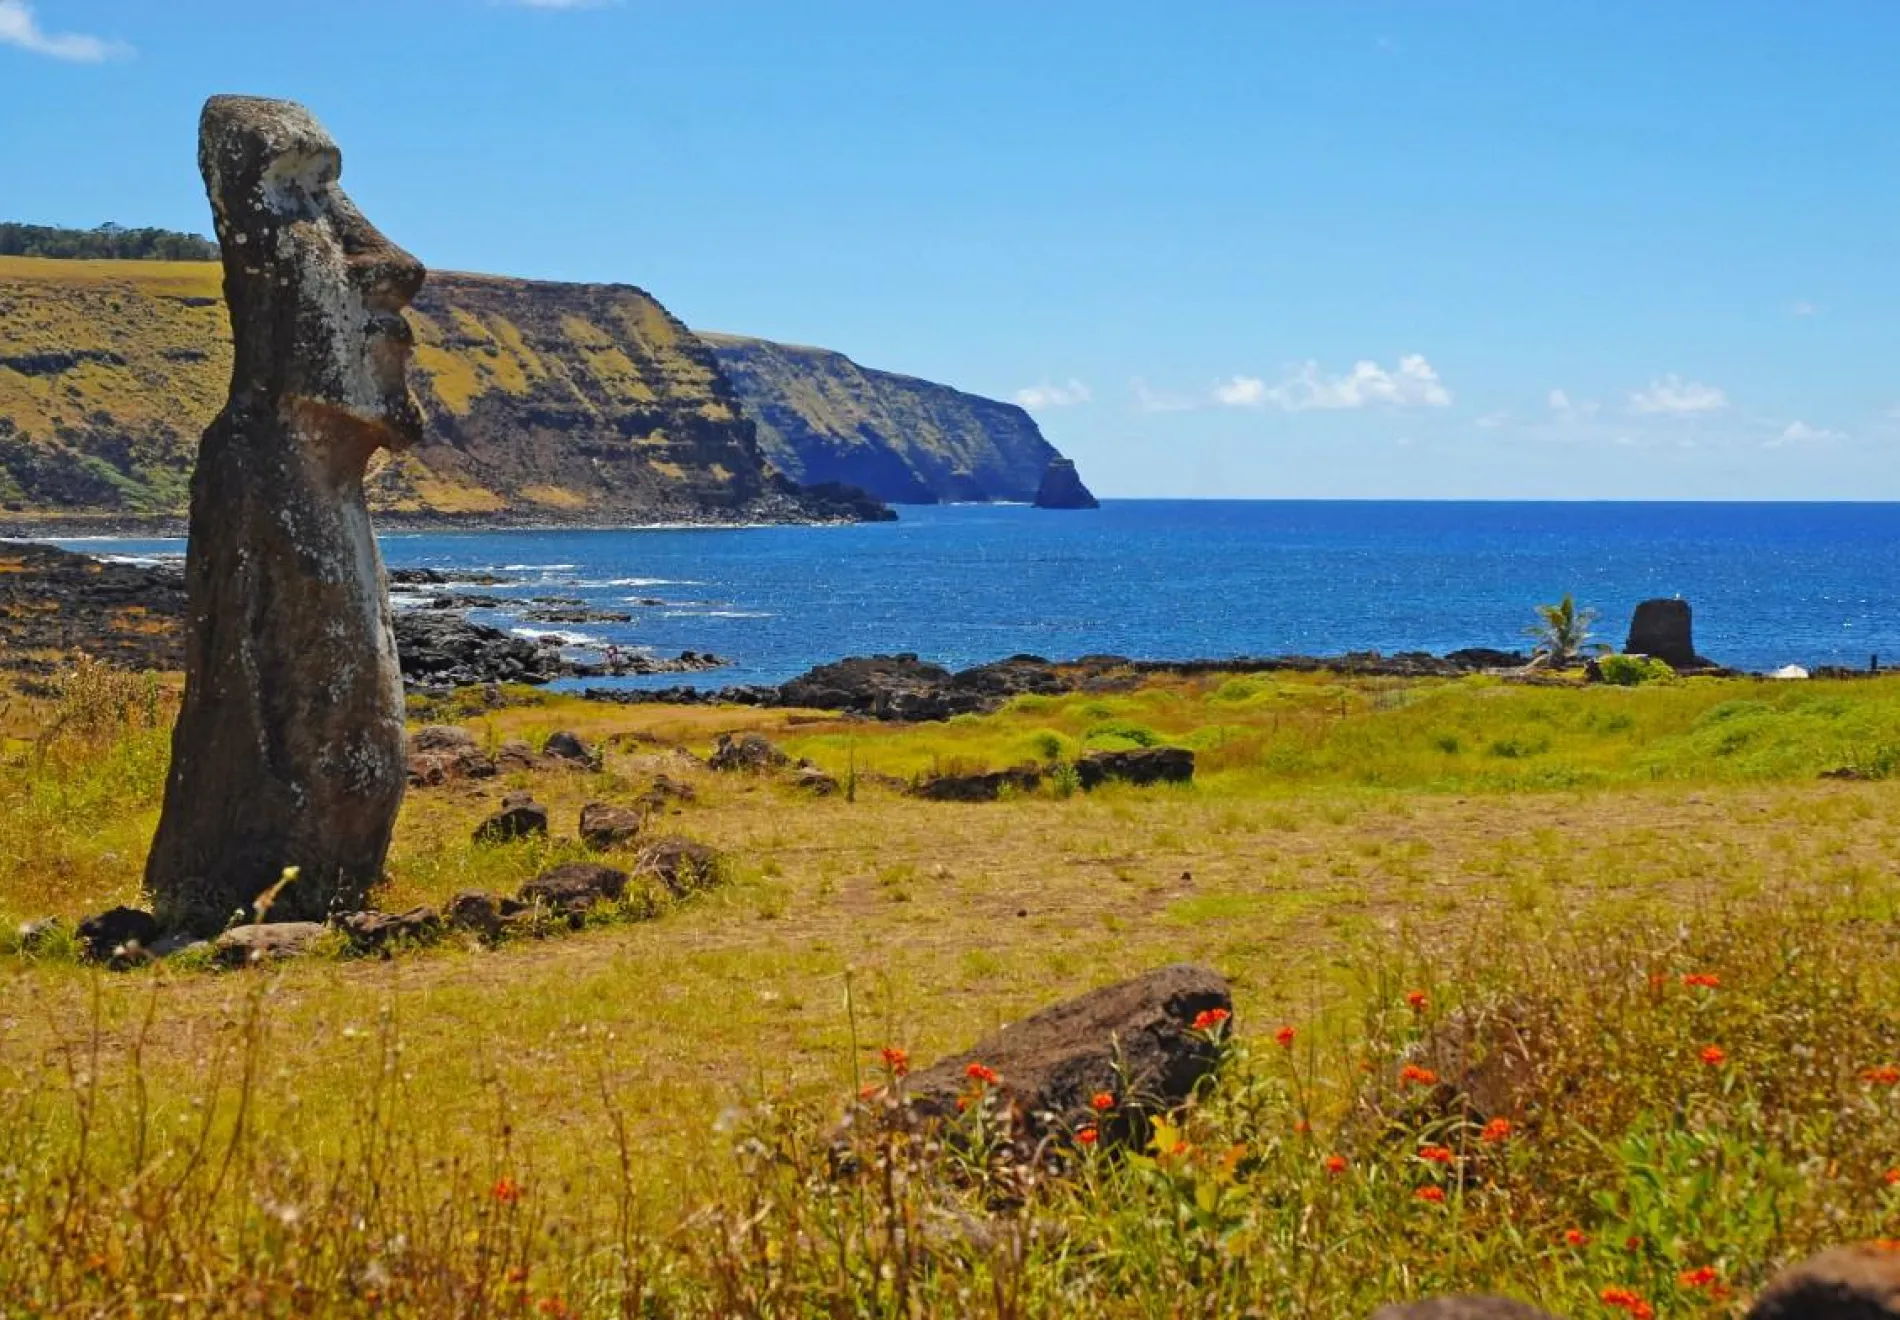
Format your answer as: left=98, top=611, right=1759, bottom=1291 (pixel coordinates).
left=536, top=1300, right=571, bottom=1319
left=1625, top=1237, right=1644, bottom=1252
left=1681, top=972, right=1721, bottom=989
left=880, top=1045, right=910, bottom=1078
left=1678, top=1267, right=1720, bottom=1290
left=1885, top=1168, right=1900, bottom=1186
left=1405, top=989, right=1430, bottom=1012
left=1415, top=1186, right=1446, bottom=1204
left=1294, top=1118, right=1311, bottom=1133
left=1075, top=1126, right=1099, bottom=1146
left=1563, top=1228, right=1590, bottom=1247
left=505, top=1266, right=530, bottom=1286
left=1324, top=1154, right=1348, bottom=1176
left=955, top=1097, right=968, bottom=1112
left=1192, top=1007, right=1231, bottom=1033
left=1418, top=1144, right=1455, bottom=1164
left=1398, top=1064, right=1439, bottom=1087
left=858, top=1083, right=880, bottom=1102
left=1699, top=1045, right=1727, bottom=1067
left=490, top=1177, right=522, bottom=1205
left=965, top=1062, right=999, bottom=1086
left=1274, top=1025, right=1297, bottom=1049
left=1480, top=1117, right=1513, bottom=1143
left=1862, top=1065, right=1900, bottom=1085
left=1090, top=1091, right=1115, bottom=1112
left=1600, top=1286, right=1654, bottom=1318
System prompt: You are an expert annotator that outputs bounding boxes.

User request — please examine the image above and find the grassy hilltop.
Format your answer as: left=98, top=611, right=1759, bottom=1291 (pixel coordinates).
left=4, top=662, right=1900, bottom=1314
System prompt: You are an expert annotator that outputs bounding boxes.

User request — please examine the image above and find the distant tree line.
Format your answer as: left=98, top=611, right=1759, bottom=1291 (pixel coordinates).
left=0, top=222, right=218, bottom=261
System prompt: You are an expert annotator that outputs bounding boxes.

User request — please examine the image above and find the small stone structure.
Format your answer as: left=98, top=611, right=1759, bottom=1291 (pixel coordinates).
left=145, top=96, right=424, bottom=932
left=1624, top=598, right=1702, bottom=669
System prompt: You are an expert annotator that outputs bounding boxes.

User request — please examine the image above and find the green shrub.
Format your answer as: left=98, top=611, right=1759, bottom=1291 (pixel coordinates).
left=1083, top=720, right=1163, bottom=750
left=1598, top=654, right=1675, bottom=687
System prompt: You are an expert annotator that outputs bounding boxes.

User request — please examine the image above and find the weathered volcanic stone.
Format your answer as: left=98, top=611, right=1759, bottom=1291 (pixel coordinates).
left=636, top=836, right=722, bottom=896
left=579, top=801, right=643, bottom=850
left=474, top=794, right=549, bottom=844
left=519, top=862, right=628, bottom=915
left=1372, top=1300, right=1560, bottom=1320
left=1075, top=746, right=1194, bottom=790
left=1032, top=457, right=1099, bottom=510
left=214, top=921, right=328, bottom=966
left=76, top=906, right=160, bottom=962
left=145, top=96, right=426, bottom=934
left=709, top=731, right=789, bottom=773
left=1625, top=598, right=1701, bottom=669
left=903, top=964, right=1231, bottom=1150
left=1748, top=1243, right=1900, bottom=1318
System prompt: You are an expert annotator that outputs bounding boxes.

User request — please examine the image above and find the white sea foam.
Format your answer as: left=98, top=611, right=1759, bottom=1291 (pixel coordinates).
left=661, top=609, right=773, bottom=620
left=501, top=563, right=577, bottom=572
left=510, top=626, right=604, bottom=646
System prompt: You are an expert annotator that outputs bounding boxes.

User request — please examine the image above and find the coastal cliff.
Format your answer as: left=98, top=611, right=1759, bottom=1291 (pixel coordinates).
left=700, top=333, right=1071, bottom=504
left=0, top=255, right=885, bottom=525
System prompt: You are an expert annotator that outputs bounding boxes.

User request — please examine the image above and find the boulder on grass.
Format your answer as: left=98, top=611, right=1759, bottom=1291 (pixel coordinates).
left=637, top=774, right=697, bottom=812
left=444, top=890, right=524, bottom=941
left=636, top=837, right=722, bottom=896
left=1625, top=598, right=1712, bottom=670
left=579, top=801, right=643, bottom=850
left=543, top=730, right=596, bottom=768
left=519, top=862, right=628, bottom=916
left=214, top=921, right=327, bottom=967
left=337, top=906, right=443, bottom=953
left=473, top=795, right=549, bottom=844
left=793, top=764, right=841, bottom=796
left=710, top=731, right=789, bottom=773
left=76, top=906, right=159, bottom=963
left=1373, top=1301, right=1559, bottom=1320
left=1075, top=746, right=1194, bottom=790
left=1748, top=1243, right=1900, bottom=1319
left=406, top=726, right=496, bottom=786
left=911, top=764, right=1043, bottom=802
left=901, top=963, right=1231, bottom=1151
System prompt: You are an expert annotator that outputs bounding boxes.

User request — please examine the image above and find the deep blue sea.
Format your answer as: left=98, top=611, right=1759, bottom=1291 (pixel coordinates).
left=63, top=500, right=1900, bottom=686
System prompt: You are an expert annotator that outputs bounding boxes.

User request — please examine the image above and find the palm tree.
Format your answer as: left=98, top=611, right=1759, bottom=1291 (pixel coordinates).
left=1526, top=593, right=1607, bottom=667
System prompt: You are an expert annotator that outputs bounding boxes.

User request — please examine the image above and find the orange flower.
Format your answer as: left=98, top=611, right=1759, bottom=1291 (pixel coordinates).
left=1294, top=1118, right=1311, bottom=1134
left=1563, top=1228, right=1590, bottom=1247
left=490, top=1177, right=522, bottom=1205
left=955, top=1096, right=969, bottom=1112
left=1600, top=1286, right=1654, bottom=1318
left=1624, top=1236, right=1643, bottom=1252
left=880, top=1045, right=910, bottom=1078
left=965, top=1062, right=999, bottom=1086
left=1324, top=1154, right=1347, bottom=1176
left=1884, top=1168, right=1900, bottom=1186
left=1192, top=1007, right=1231, bottom=1032
left=1090, top=1091, right=1115, bottom=1112
left=1862, top=1065, right=1900, bottom=1085
left=1405, top=989, right=1429, bottom=1012
left=1699, top=1045, right=1727, bottom=1067
left=1075, top=1126, right=1099, bottom=1146
left=1678, top=1267, right=1720, bottom=1290
left=1274, top=1025, right=1297, bottom=1049
left=858, top=1083, right=881, bottom=1102
left=1415, top=1186, right=1446, bottom=1204
left=1480, top=1117, right=1513, bottom=1143
left=1418, top=1144, right=1455, bottom=1164
left=1681, top=972, right=1721, bottom=989
left=536, top=1300, right=570, bottom=1319
left=505, top=1266, right=530, bottom=1286
left=1398, top=1064, right=1439, bottom=1087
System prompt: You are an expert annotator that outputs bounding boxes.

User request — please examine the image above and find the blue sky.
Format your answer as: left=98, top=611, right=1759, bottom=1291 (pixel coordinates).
left=4, top=1, right=1898, bottom=500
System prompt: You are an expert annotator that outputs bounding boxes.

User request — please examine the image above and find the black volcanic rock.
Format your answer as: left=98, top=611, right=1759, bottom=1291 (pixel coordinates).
left=1624, top=598, right=1714, bottom=669
left=1033, top=458, right=1099, bottom=509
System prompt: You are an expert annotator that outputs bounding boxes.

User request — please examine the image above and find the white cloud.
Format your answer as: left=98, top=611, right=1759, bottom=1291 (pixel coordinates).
left=1013, top=379, right=1091, bottom=409
left=506, top=0, right=613, bottom=7
left=0, top=1, right=128, bottom=60
left=1791, top=300, right=1819, bottom=318
left=1212, top=376, right=1267, bottom=407
left=1628, top=374, right=1728, bottom=416
left=1217, top=354, right=1452, bottom=411
left=1131, top=378, right=1196, bottom=413
left=1773, top=420, right=1845, bottom=447
left=1475, top=410, right=1510, bottom=430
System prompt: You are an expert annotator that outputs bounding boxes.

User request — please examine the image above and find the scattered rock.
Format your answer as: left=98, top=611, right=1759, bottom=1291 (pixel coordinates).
left=579, top=801, right=645, bottom=849
left=901, top=964, right=1231, bottom=1152
left=1372, top=1300, right=1560, bottom=1320
left=473, top=796, right=550, bottom=844
left=444, top=890, right=524, bottom=940
left=911, top=764, right=1044, bottom=802
left=1748, top=1243, right=1900, bottom=1318
left=213, top=921, right=328, bottom=967
left=337, top=906, right=443, bottom=953
left=1032, top=457, right=1100, bottom=510
left=636, top=837, right=722, bottom=896
left=145, top=97, right=421, bottom=934
left=493, top=740, right=541, bottom=773
left=1074, top=746, right=1194, bottom=790
left=519, top=607, right=634, bottom=624
left=710, top=731, right=790, bottom=773
left=407, top=725, right=497, bottom=786
left=395, top=612, right=571, bottom=688
left=16, top=917, right=64, bottom=953
left=76, top=906, right=159, bottom=963
left=792, top=764, right=841, bottom=796
left=1625, top=598, right=1712, bottom=670
left=519, top=862, right=629, bottom=916
left=543, top=730, right=597, bottom=768
left=148, top=932, right=211, bottom=960
left=638, top=774, right=697, bottom=812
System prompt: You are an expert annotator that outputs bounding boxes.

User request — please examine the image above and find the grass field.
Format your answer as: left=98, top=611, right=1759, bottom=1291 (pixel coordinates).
left=4, top=666, right=1899, bottom=1315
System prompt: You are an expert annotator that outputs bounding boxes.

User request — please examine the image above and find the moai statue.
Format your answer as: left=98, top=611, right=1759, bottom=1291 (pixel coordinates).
left=146, top=96, right=422, bottom=932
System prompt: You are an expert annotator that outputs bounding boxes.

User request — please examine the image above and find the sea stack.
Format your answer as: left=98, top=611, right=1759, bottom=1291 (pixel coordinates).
left=145, top=96, right=421, bottom=932
left=1624, top=598, right=1705, bottom=669
left=1032, top=457, right=1099, bottom=509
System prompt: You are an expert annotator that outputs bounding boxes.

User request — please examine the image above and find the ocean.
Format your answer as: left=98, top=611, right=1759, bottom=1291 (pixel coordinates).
left=63, top=500, right=1900, bottom=686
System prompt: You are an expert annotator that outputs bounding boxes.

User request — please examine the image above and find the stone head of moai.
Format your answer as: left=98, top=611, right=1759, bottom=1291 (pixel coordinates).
left=198, top=94, right=424, bottom=464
